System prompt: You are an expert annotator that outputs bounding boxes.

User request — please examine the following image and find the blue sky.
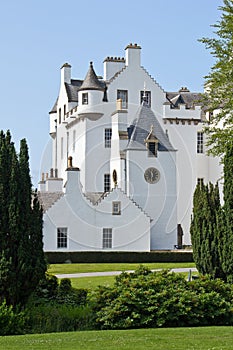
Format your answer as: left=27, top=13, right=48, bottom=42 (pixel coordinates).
left=0, top=0, right=222, bottom=185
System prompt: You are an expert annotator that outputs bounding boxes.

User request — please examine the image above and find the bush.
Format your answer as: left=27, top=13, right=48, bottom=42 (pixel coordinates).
left=0, top=301, right=26, bottom=335
left=25, top=304, right=93, bottom=333
left=90, top=267, right=233, bottom=330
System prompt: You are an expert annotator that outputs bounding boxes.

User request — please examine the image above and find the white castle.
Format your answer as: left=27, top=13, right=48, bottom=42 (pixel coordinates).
left=39, top=43, right=221, bottom=252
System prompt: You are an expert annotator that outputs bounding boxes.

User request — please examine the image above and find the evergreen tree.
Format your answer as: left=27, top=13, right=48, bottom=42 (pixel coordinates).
left=221, top=144, right=233, bottom=282
left=200, top=0, right=233, bottom=156
left=0, top=131, right=46, bottom=306
left=190, top=182, right=223, bottom=279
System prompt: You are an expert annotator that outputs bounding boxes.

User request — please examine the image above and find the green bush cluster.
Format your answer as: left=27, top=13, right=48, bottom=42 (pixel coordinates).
left=0, top=301, right=26, bottom=335
left=90, top=266, right=233, bottom=330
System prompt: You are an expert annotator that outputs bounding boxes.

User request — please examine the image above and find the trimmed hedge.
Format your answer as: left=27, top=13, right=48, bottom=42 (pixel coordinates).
left=45, top=251, right=193, bottom=264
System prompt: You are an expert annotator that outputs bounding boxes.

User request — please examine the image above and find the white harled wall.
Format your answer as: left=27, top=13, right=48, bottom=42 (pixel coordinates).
left=42, top=43, right=222, bottom=251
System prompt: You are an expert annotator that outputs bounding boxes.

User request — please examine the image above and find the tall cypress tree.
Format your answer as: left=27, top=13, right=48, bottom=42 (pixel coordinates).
left=190, top=182, right=223, bottom=279
left=221, top=144, right=233, bottom=282
left=0, top=131, right=46, bottom=306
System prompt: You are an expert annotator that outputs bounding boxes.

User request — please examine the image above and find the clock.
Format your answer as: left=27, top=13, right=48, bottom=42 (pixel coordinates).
left=144, top=167, right=160, bottom=184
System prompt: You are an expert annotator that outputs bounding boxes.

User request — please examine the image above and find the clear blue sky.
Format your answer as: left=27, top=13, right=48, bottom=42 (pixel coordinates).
left=0, top=0, right=222, bottom=185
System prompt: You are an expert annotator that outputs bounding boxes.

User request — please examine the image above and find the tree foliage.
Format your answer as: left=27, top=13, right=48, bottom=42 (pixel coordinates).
left=190, top=182, right=224, bottom=279
left=90, top=267, right=233, bottom=330
left=0, top=131, right=47, bottom=306
left=200, top=0, right=233, bottom=156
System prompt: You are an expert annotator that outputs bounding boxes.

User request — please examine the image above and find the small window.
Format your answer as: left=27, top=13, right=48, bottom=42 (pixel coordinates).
left=112, top=201, right=121, bottom=215
left=197, top=132, right=204, bottom=153
left=82, top=93, right=88, bottom=105
left=140, top=91, right=151, bottom=107
left=148, top=142, right=157, bottom=157
left=117, top=90, right=128, bottom=109
left=59, top=108, right=61, bottom=124
left=57, top=227, right=67, bottom=248
left=197, top=178, right=204, bottom=186
left=105, top=128, right=112, bottom=148
left=104, top=174, right=111, bottom=192
left=103, top=228, right=112, bottom=248
left=64, top=104, right=66, bottom=119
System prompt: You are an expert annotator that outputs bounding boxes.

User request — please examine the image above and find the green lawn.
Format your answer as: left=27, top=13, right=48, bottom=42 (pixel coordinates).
left=48, top=262, right=195, bottom=275
left=69, top=275, right=116, bottom=289
left=1, top=327, right=232, bottom=350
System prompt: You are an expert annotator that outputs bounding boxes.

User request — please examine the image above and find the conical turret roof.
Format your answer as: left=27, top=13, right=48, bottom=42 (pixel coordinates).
left=79, top=62, right=105, bottom=91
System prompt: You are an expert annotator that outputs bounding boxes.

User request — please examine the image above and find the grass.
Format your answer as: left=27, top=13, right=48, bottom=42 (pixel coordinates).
left=48, top=262, right=195, bottom=275
left=69, top=275, right=116, bottom=289
left=1, top=327, right=233, bottom=350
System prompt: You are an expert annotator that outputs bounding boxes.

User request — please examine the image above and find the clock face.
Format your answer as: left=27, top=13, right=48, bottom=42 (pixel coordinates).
left=144, top=167, right=160, bottom=184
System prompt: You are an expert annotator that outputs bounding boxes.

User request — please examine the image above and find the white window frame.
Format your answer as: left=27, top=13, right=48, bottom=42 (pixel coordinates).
left=112, top=201, right=121, bottom=215
left=82, top=93, right=88, bottom=105
left=103, top=228, right=112, bottom=249
left=197, top=132, right=204, bottom=154
left=57, top=227, right=68, bottom=248
left=117, top=90, right=128, bottom=109
left=104, top=128, right=112, bottom=148
left=140, top=90, right=151, bottom=107
left=104, top=174, right=111, bottom=192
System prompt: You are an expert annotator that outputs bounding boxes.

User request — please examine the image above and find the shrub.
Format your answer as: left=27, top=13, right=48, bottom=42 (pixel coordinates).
left=90, top=267, right=233, bottom=330
left=0, top=301, right=26, bottom=335
left=25, top=304, right=93, bottom=333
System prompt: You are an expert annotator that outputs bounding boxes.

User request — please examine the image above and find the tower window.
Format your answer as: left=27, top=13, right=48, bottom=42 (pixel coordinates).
left=117, top=90, right=128, bottom=109
left=59, top=108, right=61, bottom=124
left=140, top=91, right=151, bottom=107
left=82, top=93, right=88, bottom=105
left=61, top=137, right=64, bottom=159
left=104, top=174, right=111, bottom=192
left=57, top=227, right=67, bottom=248
left=64, top=104, right=66, bottom=119
left=105, top=128, right=112, bottom=148
left=103, top=228, right=112, bottom=248
left=112, top=201, right=121, bottom=215
left=197, top=132, right=204, bottom=153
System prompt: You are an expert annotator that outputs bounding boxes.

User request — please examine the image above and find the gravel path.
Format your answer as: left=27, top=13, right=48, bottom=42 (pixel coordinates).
left=55, top=267, right=197, bottom=279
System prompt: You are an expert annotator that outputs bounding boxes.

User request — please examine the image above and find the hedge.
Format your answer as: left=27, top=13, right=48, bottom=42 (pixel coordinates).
left=45, top=251, right=193, bottom=264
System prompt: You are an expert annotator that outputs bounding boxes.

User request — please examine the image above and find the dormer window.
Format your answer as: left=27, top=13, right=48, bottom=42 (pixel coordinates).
left=82, top=93, right=88, bottom=105
left=144, top=125, right=158, bottom=157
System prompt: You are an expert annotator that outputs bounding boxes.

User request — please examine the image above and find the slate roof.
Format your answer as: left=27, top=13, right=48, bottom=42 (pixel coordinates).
left=79, top=62, right=105, bottom=91
left=126, top=102, right=175, bottom=152
left=166, top=88, right=202, bottom=109
left=38, top=191, right=64, bottom=212
left=65, top=79, right=83, bottom=102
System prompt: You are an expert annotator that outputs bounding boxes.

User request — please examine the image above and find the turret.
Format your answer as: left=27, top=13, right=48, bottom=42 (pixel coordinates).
left=78, top=62, right=106, bottom=112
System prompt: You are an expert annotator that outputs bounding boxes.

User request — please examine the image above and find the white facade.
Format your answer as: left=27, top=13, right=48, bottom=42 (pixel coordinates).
left=39, top=43, right=222, bottom=252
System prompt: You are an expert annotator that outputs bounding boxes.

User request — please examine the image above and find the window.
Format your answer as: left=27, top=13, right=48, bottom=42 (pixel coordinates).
left=140, top=90, right=151, bottom=107
left=105, top=128, right=112, bottom=148
left=197, top=132, right=204, bottom=153
left=148, top=142, right=157, bottom=157
left=103, top=228, right=112, bottom=248
left=57, top=227, right=67, bottom=248
left=59, top=108, right=61, bottom=124
left=82, top=93, right=88, bottom=105
left=73, top=130, right=76, bottom=152
left=197, top=178, right=204, bottom=186
left=104, top=174, right=111, bottom=192
left=112, top=201, right=121, bottom=215
left=64, top=104, right=66, bottom=119
left=61, top=137, right=64, bottom=159
left=117, top=90, right=128, bottom=109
